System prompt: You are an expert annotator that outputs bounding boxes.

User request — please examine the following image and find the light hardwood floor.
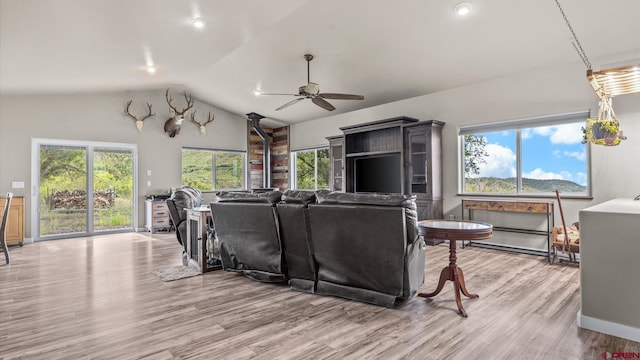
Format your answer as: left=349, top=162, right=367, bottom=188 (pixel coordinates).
left=1, top=232, right=638, bottom=360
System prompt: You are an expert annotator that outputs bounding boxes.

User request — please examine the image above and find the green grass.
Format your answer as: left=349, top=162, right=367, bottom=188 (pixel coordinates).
left=40, top=198, right=133, bottom=235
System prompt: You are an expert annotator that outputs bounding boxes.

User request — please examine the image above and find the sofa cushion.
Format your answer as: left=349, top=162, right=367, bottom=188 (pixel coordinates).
left=315, top=190, right=415, bottom=208
left=314, top=190, right=419, bottom=243
left=281, top=190, right=316, bottom=205
left=217, top=190, right=282, bottom=204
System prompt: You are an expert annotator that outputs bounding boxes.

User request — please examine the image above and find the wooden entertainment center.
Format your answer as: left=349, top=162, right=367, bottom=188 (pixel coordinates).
left=327, top=116, right=444, bottom=221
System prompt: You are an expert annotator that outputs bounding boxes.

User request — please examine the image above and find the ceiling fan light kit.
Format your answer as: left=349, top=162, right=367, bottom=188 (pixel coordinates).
left=260, top=53, right=364, bottom=111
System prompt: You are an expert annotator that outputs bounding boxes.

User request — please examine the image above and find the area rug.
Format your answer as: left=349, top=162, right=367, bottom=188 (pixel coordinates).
left=151, top=265, right=201, bottom=282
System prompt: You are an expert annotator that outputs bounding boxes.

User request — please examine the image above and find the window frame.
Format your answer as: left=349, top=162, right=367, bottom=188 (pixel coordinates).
left=291, top=146, right=330, bottom=190
left=181, top=146, right=246, bottom=192
left=458, top=110, right=592, bottom=198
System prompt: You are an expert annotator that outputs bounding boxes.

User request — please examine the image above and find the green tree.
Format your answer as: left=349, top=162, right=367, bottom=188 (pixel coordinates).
left=94, top=151, right=133, bottom=196
left=464, top=134, right=489, bottom=177
left=40, top=147, right=87, bottom=196
left=317, top=148, right=330, bottom=189
left=296, top=150, right=316, bottom=189
left=182, top=149, right=244, bottom=190
left=40, top=147, right=85, bottom=182
left=215, top=152, right=243, bottom=189
left=182, top=149, right=213, bottom=190
left=295, top=149, right=330, bottom=190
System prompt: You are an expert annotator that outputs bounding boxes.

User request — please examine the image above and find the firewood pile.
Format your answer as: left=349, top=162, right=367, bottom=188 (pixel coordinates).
left=49, top=190, right=115, bottom=210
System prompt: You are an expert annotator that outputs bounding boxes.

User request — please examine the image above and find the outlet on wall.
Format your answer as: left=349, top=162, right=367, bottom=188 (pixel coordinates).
left=12, top=181, right=24, bottom=188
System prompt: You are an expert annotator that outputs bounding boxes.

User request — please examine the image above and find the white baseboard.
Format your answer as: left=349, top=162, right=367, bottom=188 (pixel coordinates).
left=577, top=311, right=640, bottom=342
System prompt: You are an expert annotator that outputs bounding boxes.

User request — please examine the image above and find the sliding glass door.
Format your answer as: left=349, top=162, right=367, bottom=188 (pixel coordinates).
left=39, top=144, right=88, bottom=236
left=33, top=139, right=137, bottom=240
left=92, top=147, right=134, bottom=232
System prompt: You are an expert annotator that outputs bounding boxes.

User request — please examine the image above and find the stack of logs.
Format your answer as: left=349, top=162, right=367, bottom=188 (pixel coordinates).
left=49, top=190, right=114, bottom=210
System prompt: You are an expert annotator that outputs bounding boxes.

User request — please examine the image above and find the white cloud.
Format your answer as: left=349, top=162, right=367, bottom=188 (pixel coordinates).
left=549, top=123, right=584, bottom=144
left=575, top=172, right=587, bottom=186
left=533, top=126, right=552, bottom=136
left=563, top=149, right=586, bottom=161
left=560, top=171, right=574, bottom=181
left=523, top=168, right=565, bottom=180
left=474, top=143, right=516, bottom=178
left=522, top=123, right=584, bottom=145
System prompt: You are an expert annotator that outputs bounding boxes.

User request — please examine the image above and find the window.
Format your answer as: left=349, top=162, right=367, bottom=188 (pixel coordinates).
left=292, top=147, right=330, bottom=190
left=460, top=111, right=590, bottom=196
left=181, top=148, right=245, bottom=191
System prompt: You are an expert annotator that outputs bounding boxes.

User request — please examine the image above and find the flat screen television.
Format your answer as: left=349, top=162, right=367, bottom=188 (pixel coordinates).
left=354, top=153, right=402, bottom=193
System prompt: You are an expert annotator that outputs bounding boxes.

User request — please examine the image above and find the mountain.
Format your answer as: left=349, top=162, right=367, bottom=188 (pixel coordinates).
left=520, top=178, right=586, bottom=192
left=464, top=177, right=586, bottom=193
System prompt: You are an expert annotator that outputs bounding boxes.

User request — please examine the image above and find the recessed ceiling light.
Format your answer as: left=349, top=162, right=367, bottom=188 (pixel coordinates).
left=190, top=17, right=207, bottom=29
left=454, top=2, right=473, bottom=16
left=253, top=89, right=263, bottom=96
left=146, top=65, right=156, bottom=74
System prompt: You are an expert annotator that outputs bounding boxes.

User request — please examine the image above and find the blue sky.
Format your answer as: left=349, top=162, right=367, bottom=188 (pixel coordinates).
left=474, top=123, right=587, bottom=186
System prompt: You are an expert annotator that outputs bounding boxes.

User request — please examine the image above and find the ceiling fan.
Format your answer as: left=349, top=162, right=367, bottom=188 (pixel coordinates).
left=258, top=54, right=364, bottom=111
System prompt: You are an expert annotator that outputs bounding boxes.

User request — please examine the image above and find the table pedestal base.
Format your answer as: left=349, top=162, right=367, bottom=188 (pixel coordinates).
left=419, top=240, right=478, bottom=317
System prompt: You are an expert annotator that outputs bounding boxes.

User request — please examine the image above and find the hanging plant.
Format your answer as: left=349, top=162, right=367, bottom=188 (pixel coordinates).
left=582, top=118, right=626, bottom=146
left=581, top=93, right=627, bottom=146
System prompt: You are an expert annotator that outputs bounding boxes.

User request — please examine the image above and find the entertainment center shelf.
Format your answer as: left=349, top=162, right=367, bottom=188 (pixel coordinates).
left=327, top=116, right=445, bottom=222
left=345, top=150, right=400, bottom=157
left=344, top=127, right=402, bottom=154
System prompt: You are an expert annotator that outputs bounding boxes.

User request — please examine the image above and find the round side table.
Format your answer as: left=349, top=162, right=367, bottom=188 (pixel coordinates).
left=418, top=219, right=492, bottom=317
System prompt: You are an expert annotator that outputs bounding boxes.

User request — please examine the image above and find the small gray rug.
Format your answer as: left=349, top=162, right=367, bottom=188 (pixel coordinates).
left=151, top=265, right=201, bottom=282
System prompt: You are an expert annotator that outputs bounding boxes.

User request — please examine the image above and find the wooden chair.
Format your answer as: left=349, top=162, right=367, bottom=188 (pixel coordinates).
left=551, top=189, right=580, bottom=263
left=1, top=192, right=13, bottom=264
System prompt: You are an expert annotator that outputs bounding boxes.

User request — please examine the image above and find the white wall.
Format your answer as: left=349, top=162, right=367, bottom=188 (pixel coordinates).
left=291, top=60, right=640, bottom=225
left=2, top=59, right=639, bottom=239
left=0, top=88, right=248, bottom=238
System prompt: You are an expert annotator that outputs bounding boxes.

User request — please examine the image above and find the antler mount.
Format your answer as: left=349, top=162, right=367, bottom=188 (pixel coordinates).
left=124, top=100, right=155, bottom=132
left=190, top=111, right=215, bottom=135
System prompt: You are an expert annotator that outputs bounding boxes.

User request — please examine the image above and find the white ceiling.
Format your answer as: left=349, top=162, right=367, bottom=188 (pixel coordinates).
left=1, top=0, right=639, bottom=126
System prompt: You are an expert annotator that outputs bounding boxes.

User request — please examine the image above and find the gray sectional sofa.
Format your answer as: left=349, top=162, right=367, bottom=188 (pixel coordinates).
left=210, top=189, right=426, bottom=307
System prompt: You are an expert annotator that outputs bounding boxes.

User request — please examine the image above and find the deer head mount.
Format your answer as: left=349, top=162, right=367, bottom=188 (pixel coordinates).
left=164, top=88, right=194, bottom=137
left=190, top=111, right=214, bottom=134
left=124, top=100, right=155, bottom=132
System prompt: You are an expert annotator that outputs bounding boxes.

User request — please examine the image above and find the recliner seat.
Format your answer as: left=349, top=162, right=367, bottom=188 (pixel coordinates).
left=210, top=191, right=287, bottom=283
left=308, top=190, right=425, bottom=307
left=209, top=189, right=426, bottom=307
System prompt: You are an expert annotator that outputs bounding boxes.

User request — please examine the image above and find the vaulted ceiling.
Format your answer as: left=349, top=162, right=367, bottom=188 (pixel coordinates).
left=1, top=0, right=639, bottom=125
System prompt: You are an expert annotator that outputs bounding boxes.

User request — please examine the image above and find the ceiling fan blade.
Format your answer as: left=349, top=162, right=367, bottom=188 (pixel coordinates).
left=312, top=97, right=336, bottom=111
left=319, top=93, right=365, bottom=100
left=259, top=92, right=301, bottom=96
left=275, top=97, right=305, bottom=111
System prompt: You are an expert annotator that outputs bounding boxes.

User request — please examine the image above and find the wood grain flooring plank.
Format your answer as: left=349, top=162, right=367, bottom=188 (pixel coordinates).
left=0, top=233, right=638, bottom=359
